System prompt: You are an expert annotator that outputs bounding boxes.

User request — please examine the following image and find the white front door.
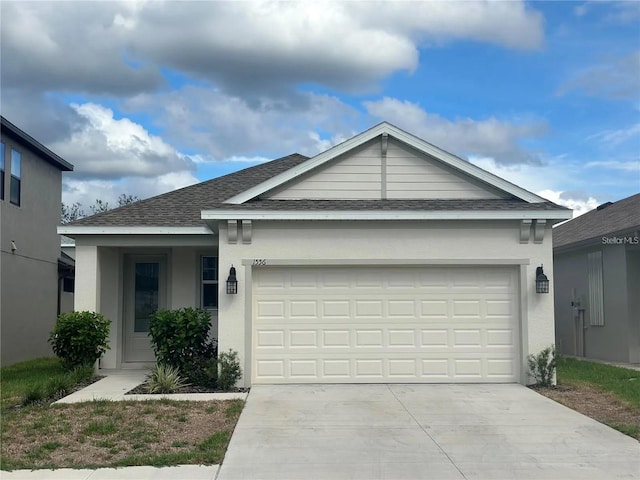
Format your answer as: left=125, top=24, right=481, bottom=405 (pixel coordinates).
left=252, top=266, right=520, bottom=384
left=123, top=255, right=167, bottom=363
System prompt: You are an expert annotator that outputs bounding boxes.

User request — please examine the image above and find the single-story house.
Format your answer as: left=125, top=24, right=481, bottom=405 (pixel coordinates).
left=59, top=122, right=572, bottom=386
left=554, top=193, right=640, bottom=364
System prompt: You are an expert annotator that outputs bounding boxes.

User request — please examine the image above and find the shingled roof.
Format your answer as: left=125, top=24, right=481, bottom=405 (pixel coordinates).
left=66, top=152, right=568, bottom=229
left=68, top=153, right=309, bottom=227
left=553, top=193, right=640, bottom=249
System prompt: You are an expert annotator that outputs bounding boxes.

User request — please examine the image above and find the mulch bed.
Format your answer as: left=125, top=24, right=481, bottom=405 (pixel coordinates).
left=125, top=384, right=249, bottom=395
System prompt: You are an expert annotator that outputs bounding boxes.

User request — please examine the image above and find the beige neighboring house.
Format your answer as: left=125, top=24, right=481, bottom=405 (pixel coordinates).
left=554, top=194, right=640, bottom=365
left=59, top=122, right=571, bottom=385
left=1, top=116, right=74, bottom=365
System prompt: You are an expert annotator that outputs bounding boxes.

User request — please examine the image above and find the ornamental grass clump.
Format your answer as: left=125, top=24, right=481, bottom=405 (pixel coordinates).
left=145, top=364, right=190, bottom=394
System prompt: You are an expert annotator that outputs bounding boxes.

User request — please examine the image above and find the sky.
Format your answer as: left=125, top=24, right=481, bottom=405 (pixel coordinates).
left=1, top=1, right=639, bottom=218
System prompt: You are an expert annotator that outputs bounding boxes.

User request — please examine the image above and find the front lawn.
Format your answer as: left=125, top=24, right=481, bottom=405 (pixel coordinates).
left=1, top=358, right=245, bottom=471
left=536, top=357, right=640, bottom=440
left=1, top=358, right=68, bottom=409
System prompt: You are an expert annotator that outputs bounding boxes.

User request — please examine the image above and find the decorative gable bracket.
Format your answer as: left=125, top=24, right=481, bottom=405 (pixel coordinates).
left=534, top=219, right=546, bottom=244
left=227, top=219, right=252, bottom=244
left=519, top=219, right=547, bottom=244
left=519, top=220, right=533, bottom=243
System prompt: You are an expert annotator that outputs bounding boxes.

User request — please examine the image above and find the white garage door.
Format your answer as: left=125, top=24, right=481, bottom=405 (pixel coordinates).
left=252, top=266, right=520, bottom=384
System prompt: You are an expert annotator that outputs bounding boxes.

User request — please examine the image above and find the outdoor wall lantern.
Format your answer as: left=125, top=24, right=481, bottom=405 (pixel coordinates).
left=535, top=265, right=549, bottom=294
left=226, top=265, right=238, bottom=294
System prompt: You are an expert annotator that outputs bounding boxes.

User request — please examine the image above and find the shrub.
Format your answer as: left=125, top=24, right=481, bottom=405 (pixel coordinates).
left=202, top=358, right=219, bottom=389
left=217, top=350, right=242, bottom=391
left=148, top=308, right=216, bottom=383
left=528, top=345, right=557, bottom=387
left=49, top=311, right=110, bottom=369
left=145, top=364, right=189, bottom=394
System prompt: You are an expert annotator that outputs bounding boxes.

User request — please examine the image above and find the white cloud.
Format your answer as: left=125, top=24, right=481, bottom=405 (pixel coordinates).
left=348, top=1, right=544, bottom=50
left=1, top=1, right=544, bottom=100
left=573, top=1, right=640, bottom=24
left=124, top=86, right=358, bottom=160
left=50, top=103, right=196, bottom=179
left=585, top=160, right=640, bottom=172
left=62, top=171, right=199, bottom=210
left=587, top=123, right=640, bottom=146
left=536, top=190, right=599, bottom=218
left=365, top=97, right=547, bottom=165
left=558, top=50, right=640, bottom=100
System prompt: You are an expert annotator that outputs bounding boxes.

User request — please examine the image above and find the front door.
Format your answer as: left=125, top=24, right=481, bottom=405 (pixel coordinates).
left=124, top=255, right=167, bottom=363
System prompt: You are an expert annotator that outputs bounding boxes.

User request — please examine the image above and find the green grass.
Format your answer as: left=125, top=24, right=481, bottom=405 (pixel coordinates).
left=1, top=358, right=95, bottom=410
left=1, top=358, right=66, bottom=409
left=557, top=357, right=640, bottom=408
left=225, top=399, right=244, bottom=419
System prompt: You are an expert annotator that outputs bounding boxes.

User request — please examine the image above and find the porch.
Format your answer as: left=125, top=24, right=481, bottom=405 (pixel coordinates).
left=73, top=234, right=220, bottom=370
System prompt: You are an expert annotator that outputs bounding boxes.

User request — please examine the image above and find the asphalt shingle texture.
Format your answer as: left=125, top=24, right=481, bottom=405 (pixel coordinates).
left=67, top=153, right=568, bottom=228
left=553, top=193, right=640, bottom=248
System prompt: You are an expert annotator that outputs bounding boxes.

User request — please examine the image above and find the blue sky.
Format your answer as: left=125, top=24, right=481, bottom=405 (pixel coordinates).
left=1, top=1, right=638, bottom=216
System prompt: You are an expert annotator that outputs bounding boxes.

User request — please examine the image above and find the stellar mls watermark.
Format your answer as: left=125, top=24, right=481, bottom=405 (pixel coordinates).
left=602, top=235, right=639, bottom=245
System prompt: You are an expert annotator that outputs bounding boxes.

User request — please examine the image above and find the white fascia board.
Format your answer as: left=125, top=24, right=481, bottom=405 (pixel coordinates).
left=225, top=122, right=549, bottom=205
left=57, top=226, right=214, bottom=236
left=201, top=209, right=573, bottom=221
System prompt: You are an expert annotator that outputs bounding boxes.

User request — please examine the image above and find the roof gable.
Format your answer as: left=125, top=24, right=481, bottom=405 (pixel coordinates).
left=266, top=136, right=509, bottom=201
left=226, top=122, right=548, bottom=205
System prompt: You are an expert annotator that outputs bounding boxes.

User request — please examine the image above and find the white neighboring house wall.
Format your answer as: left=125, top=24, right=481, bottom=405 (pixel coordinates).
left=217, top=219, right=556, bottom=387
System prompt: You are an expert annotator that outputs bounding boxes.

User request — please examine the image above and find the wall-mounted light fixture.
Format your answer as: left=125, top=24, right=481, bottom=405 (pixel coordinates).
left=226, top=265, right=238, bottom=294
left=536, top=265, right=549, bottom=294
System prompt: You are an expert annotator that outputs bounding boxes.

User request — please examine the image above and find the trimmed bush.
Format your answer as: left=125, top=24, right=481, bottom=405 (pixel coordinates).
left=148, top=308, right=216, bottom=383
left=49, top=311, right=110, bottom=369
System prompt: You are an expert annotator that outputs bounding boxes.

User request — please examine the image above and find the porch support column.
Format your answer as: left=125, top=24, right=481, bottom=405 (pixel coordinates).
left=74, top=245, right=100, bottom=312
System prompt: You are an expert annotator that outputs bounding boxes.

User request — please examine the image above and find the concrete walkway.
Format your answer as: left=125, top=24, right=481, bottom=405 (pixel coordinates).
left=218, top=384, right=640, bottom=480
left=54, top=370, right=247, bottom=403
left=2, top=465, right=219, bottom=480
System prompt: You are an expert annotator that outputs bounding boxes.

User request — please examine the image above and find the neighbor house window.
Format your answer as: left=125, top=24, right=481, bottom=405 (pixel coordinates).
left=201, top=256, right=219, bottom=309
left=0, top=142, right=5, bottom=200
left=63, top=277, right=75, bottom=293
left=10, top=149, right=21, bottom=206
left=587, top=250, right=604, bottom=326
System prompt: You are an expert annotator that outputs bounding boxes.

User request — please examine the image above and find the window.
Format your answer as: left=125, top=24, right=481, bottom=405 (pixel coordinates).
left=63, top=277, right=75, bottom=293
left=0, top=142, right=5, bottom=200
left=10, top=149, right=21, bottom=206
left=201, top=256, right=218, bottom=309
left=587, top=250, right=604, bottom=326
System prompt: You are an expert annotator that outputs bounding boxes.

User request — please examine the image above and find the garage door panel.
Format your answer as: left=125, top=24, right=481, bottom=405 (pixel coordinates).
left=253, top=266, right=519, bottom=384
left=253, top=352, right=519, bottom=383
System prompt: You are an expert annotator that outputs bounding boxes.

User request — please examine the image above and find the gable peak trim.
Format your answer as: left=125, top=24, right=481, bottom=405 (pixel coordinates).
left=224, top=122, right=548, bottom=205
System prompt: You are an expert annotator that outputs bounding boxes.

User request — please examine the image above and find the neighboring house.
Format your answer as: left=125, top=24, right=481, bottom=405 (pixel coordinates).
left=1, top=116, right=74, bottom=365
left=554, top=194, right=640, bottom=365
left=59, top=122, right=571, bottom=385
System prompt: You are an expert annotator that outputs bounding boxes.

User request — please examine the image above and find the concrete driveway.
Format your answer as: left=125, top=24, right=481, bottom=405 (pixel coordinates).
left=217, top=384, right=639, bottom=480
